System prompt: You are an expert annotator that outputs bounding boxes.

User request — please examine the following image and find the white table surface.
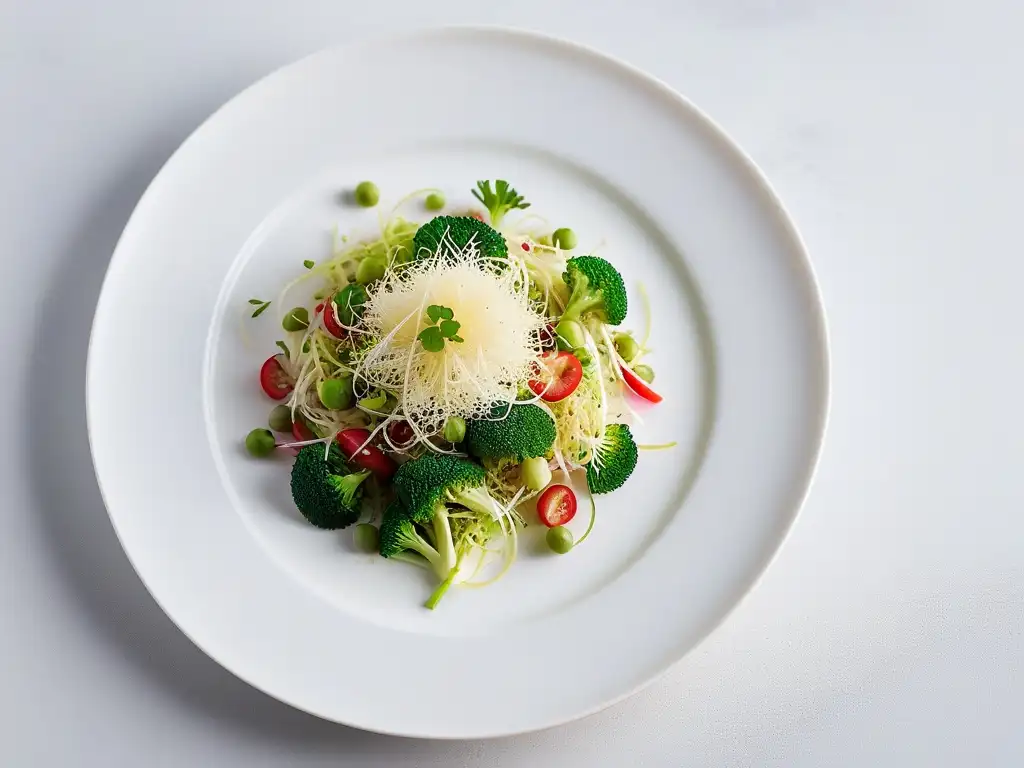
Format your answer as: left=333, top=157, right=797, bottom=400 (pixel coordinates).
left=3, top=1, right=1022, bottom=765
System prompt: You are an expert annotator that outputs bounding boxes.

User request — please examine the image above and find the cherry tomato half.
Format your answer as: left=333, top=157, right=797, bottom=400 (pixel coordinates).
left=320, top=298, right=345, bottom=339
left=259, top=355, right=294, bottom=400
left=336, top=428, right=397, bottom=480
left=528, top=351, right=583, bottom=402
left=536, top=484, right=578, bottom=528
left=620, top=364, right=663, bottom=404
left=291, top=419, right=316, bottom=442
left=386, top=420, right=415, bottom=448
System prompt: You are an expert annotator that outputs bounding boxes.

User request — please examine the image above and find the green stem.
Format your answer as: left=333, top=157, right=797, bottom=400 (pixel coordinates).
left=425, top=568, right=458, bottom=610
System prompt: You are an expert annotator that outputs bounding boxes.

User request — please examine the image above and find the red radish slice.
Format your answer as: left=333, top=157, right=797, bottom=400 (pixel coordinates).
left=537, top=484, right=577, bottom=527
left=528, top=351, right=583, bottom=402
left=620, top=364, right=663, bottom=403
left=259, top=355, right=294, bottom=400
left=336, top=428, right=396, bottom=480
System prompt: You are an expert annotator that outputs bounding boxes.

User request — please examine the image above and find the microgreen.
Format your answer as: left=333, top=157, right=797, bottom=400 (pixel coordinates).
left=418, top=304, right=464, bottom=352
left=249, top=298, right=271, bottom=318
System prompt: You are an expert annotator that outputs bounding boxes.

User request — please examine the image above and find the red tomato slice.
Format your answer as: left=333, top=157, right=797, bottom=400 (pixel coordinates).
left=321, top=298, right=345, bottom=338
left=536, top=484, right=578, bottom=527
left=620, top=364, right=663, bottom=404
left=528, top=351, right=583, bottom=402
left=336, top=428, right=397, bottom=480
left=259, top=355, right=294, bottom=400
left=292, top=419, right=316, bottom=442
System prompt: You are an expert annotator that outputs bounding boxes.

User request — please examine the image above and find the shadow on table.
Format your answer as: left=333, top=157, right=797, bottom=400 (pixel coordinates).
left=23, top=130, right=455, bottom=759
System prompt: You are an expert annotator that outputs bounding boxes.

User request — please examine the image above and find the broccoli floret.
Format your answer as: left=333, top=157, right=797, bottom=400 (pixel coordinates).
left=465, top=404, right=556, bottom=461
left=586, top=424, right=639, bottom=494
left=290, top=443, right=370, bottom=529
left=561, top=255, right=628, bottom=326
left=379, top=500, right=442, bottom=568
left=413, top=215, right=508, bottom=261
left=392, top=453, right=498, bottom=521
left=389, top=453, right=502, bottom=608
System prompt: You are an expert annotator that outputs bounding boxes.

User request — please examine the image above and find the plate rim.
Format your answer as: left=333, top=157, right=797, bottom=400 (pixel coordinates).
left=86, top=24, right=830, bottom=737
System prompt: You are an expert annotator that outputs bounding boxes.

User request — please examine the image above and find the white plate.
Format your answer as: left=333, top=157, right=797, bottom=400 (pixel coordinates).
left=87, top=28, right=828, bottom=737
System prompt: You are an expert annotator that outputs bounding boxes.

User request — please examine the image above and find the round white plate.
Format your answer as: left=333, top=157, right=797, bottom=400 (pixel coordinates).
left=87, top=28, right=828, bottom=737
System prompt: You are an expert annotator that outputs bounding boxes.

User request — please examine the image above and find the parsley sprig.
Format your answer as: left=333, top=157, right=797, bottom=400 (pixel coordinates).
left=471, top=180, right=530, bottom=228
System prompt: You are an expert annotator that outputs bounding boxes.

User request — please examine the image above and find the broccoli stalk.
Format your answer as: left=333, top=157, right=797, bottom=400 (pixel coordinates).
left=290, top=443, right=370, bottom=529
left=387, top=453, right=505, bottom=608
left=560, top=255, right=628, bottom=326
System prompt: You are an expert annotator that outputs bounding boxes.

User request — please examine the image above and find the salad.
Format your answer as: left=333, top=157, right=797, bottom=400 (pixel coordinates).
left=243, top=179, right=668, bottom=608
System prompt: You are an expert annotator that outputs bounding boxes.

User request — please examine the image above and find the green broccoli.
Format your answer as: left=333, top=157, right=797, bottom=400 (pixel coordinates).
left=464, top=404, right=556, bottom=461
left=561, top=255, right=628, bottom=326
left=378, top=500, right=443, bottom=571
left=290, top=443, right=370, bottom=529
left=390, top=453, right=503, bottom=608
left=392, top=452, right=498, bottom=521
left=412, top=216, right=508, bottom=262
left=586, top=423, right=639, bottom=494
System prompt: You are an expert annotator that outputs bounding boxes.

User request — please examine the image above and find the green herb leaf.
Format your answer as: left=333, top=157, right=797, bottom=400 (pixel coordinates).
left=450, top=334, right=464, bottom=343
left=303, top=260, right=315, bottom=269
left=251, top=302, right=271, bottom=318
left=275, top=340, right=290, bottom=357
left=439, top=319, right=461, bottom=339
left=471, top=179, right=530, bottom=227
left=248, top=298, right=265, bottom=305
left=417, top=326, right=445, bottom=352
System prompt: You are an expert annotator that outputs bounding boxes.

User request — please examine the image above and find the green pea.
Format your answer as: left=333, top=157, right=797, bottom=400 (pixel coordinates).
left=522, top=456, right=551, bottom=492
left=318, top=376, right=354, bottom=410
left=245, top=428, right=276, bottom=458
left=613, top=332, right=640, bottom=363
left=282, top=306, right=309, bottom=332
left=425, top=192, right=445, bottom=211
left=443, top=416, right=466, bottom=444
left=633, top=364, right=655, bottom=383
left=354, top=181, right=379, bottom=207
left=353, top=523, right=380, bottom=553
left=546, top=525, right=574, bottom=554
left=555, top=319, right=586, bottom=350
left=355, top=257, right=387, bottom=284
left=552, top=228, right=578, bottom=250
left=268, top=405, right=293, bottom=433
left=334, top=284, right=367, bottom=327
